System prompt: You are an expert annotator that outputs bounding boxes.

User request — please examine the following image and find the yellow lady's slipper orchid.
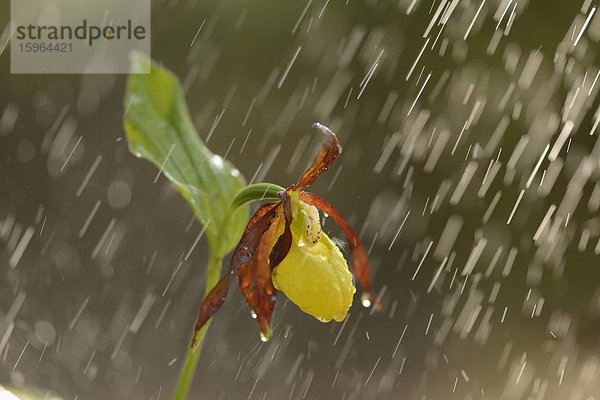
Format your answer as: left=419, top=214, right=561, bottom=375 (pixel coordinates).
left=192, top=123, right=377, bottom=345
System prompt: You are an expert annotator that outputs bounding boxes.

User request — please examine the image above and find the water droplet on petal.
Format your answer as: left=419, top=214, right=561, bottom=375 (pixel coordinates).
left=260, top=329, right=272, bottom=342
left=361, top=293, right=372, bottom=308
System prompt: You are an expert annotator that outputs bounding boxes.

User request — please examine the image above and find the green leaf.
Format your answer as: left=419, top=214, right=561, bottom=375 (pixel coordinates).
left=123, top=52, right=247, bottom=256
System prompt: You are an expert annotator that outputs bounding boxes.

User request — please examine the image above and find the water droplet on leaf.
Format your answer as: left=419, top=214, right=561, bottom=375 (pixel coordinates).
left=260, top=329, right=272, bottom=342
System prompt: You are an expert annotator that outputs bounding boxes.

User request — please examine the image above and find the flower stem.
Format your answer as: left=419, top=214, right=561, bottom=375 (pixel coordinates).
left=172, top=253, right=221, bottom=400
left=172, top=183, right=284, bottom=399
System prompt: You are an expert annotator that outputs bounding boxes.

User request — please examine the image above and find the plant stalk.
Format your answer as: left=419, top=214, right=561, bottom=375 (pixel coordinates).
left=172, top=183, right=284, bottom=399
left=172, top=253, right=221, bottom=400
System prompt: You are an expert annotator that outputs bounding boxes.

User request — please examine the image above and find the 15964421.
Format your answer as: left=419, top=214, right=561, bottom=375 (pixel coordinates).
left=18, top=42, right=72, bottom=53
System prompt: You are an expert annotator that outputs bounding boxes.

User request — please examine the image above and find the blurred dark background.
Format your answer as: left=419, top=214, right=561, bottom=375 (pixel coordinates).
left=2, top=0, right=600, bottom=399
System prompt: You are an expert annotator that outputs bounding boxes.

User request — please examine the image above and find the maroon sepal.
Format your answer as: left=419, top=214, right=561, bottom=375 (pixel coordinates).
left=269, top=191, right=293, bottom=268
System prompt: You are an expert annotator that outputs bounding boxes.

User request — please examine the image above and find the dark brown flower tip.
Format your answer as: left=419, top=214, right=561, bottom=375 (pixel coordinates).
left=290, top=123, right=342, bottom=191
left=192, top=273, right=231, bottom=348
left=191, top=202, right=280, bottom=348
left=297, top=191, right=379, bottom=307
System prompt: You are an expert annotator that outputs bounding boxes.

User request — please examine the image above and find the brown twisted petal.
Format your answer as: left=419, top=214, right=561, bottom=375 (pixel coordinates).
left=191, top=274, right=231, bottom=348
left=238, top=191, right=296, bottom=336
left=290, top=123, right=342, bottom=191
left=191, top=202, right=280, bottom=347
left=237, top=210, right=282, bottom=336
left=297, top=191, right=378, bottom=306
